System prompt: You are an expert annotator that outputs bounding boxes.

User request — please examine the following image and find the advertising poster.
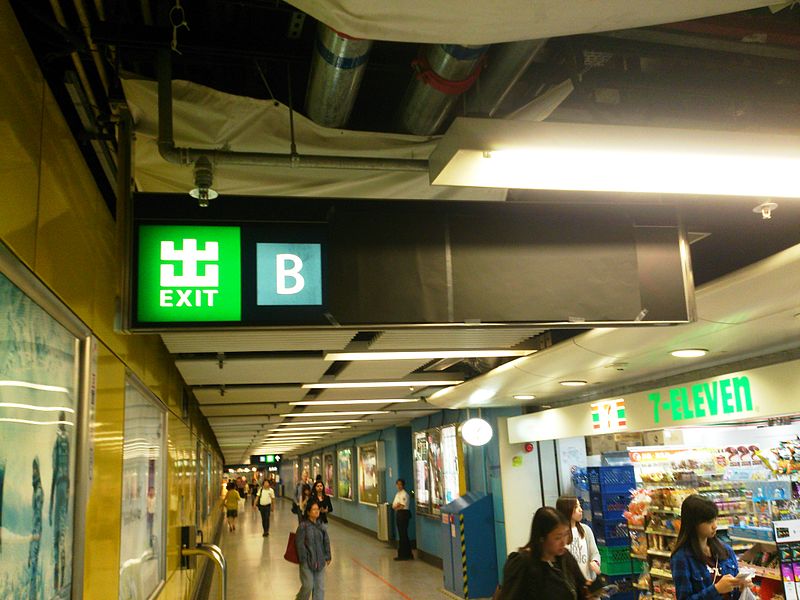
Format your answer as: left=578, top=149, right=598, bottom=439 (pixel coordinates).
left=0, top=273, right=79, bottom=600
left=358, top=443, right=380, bottom=505
left=323, top=453, right=335, bottom=496
left=337, top=449, right=353, bottom=500
left=427, top=428, right=444, bottom=514
left=302, top=457, right=311, bottom=480
left=119, top=379, right=166, bottom=600
left=311, top=455, right=322, bottom=482
left=441, top=425, right=461, bottom=505
left=414, top=432, right=431, bottom=513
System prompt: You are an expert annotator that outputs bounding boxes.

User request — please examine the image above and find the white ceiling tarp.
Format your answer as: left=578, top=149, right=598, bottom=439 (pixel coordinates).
left=286, top=1, right=774, bottom=44
left=123, top=78, right=507, bottom=201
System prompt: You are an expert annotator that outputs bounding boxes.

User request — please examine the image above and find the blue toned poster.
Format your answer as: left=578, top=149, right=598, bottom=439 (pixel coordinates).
left=0, top=273, right=78, bottom=600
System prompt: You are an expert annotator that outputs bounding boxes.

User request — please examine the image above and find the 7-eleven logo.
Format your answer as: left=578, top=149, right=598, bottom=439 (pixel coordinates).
left=591, top=399, right=627, bottom=432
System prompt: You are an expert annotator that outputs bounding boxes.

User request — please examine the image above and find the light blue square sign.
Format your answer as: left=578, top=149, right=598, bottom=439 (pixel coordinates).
left=256, top=243, right=322, bottom=306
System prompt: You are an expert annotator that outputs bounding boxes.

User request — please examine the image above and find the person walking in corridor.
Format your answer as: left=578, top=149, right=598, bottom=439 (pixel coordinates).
left=556, top=495, right=600, bottom=582
left=256, top=479, right=275, bottom=536
left=295, top=499, right=331, bottom=600
left=224, top=481, right=240, bottom=532
left=392, top=478, right=413, bottom=560
left=311, top=480, right=333, bottom=524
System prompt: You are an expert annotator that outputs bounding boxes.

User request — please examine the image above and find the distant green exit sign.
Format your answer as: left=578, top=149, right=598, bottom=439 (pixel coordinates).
left=647, top=375, right=753, bottom=424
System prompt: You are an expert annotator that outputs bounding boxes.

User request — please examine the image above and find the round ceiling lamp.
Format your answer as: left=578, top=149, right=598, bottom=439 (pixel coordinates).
left=460, top=418, right=493, bottom=446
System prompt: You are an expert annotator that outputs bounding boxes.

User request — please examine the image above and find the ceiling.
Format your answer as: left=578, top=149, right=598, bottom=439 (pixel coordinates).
left=10, top=0, right=800, bottom=463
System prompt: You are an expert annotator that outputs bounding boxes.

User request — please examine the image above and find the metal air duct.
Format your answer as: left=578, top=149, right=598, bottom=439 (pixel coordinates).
left=398, top=44, right=489, bottom=136
left=305, top=23, right=372, bottom=128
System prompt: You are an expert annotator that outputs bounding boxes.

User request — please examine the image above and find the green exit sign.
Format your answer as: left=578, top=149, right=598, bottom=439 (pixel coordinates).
left=647, top=375, right=754, bottom=424
left=137, top=225, right=242, bottom=322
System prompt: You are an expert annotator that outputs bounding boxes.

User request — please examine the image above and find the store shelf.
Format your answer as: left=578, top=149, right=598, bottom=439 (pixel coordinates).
left=729, top=536, right=776, bottom=548
left=647, top=549, right=672, bottom=557
left=646, top=529, right=678, bottom=537
left=633, top=583, right=650, bottom=591
left=653, top=595, right=676, bottom=600
left=738, top=562, right=782, bottom=581
left=630, top=553, right=647, bottom=560
left=649, top=506, right=681, bottom=514
left=628, top=524, right=645, bottom=531
left=651, top=568, right=673, bottom=579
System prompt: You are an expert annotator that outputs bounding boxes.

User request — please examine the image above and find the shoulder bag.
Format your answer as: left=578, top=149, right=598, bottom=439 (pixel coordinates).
left=284, top=531, right=300, bottom=564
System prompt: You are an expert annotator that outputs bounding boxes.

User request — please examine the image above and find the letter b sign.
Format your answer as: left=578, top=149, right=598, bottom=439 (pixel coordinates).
left=257, top=243, right=322, bottom=306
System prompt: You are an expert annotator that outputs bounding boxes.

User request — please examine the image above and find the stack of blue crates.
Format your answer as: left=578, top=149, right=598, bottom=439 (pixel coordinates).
left=588, top=466, right=637, bottom=600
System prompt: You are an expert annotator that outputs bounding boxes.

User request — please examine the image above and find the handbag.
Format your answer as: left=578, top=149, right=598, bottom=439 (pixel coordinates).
left=284, top=531, right=300, bottom=564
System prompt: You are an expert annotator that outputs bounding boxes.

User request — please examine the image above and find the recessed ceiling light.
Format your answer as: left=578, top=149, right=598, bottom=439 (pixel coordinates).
left=324, top=350, right=535, bottom=361
left=280, top=411, right=389, bottom=417
left=302, top=380, right=463, bottom=389
left=513, top=394, right=536, bottom=401
left=288, top=399, right=419, bottom=406
left=670, top=348, right=708, bottom=358
left=559, top=380, right=588, bottom=387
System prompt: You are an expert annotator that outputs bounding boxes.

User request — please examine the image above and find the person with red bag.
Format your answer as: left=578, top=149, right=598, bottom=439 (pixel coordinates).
left=294, top=499, right=331, bottom=600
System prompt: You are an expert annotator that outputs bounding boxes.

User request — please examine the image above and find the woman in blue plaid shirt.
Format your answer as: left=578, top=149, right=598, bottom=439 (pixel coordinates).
left=670, top=495, right=750, bottom=600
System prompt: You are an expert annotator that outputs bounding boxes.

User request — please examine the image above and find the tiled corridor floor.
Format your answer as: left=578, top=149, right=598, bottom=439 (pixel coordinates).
left=207, top=498, right=452, bottom=600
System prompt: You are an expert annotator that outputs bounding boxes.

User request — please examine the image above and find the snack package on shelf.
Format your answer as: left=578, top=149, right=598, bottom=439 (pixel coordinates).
left=755, top=437, right=800, bottom=475
left=624, top=488, right=653, bottom=528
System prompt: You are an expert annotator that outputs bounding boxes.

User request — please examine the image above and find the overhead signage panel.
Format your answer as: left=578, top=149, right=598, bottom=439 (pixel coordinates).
left=130, top=193, right=694, bottom=330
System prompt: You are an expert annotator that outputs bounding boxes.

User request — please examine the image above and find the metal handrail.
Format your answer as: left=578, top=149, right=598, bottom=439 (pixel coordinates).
left=182, top=545, right=227, bottom=600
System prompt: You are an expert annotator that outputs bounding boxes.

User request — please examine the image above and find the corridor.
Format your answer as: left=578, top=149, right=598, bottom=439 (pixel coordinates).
left=208, top=498, right=451, bottom=600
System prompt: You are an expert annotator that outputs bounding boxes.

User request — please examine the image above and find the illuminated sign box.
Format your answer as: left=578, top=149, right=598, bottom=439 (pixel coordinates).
left=132, top=222, right=327, bottom=328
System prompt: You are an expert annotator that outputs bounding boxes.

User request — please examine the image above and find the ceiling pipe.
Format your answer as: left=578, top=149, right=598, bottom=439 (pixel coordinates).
left=48, top=0, right=101, bottom=110
left=464, top=39, right=548, bottom=118
left=305, top=23, right=373, bottom=128
left=398, top=44, right=489, bottom=136
left=155, top=49, right=427, bottom=172
left=72, top=0, right=110, bottom=92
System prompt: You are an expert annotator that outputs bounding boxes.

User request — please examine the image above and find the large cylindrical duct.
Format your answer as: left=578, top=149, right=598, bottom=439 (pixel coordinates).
left=305, top=23, right=372, bottom=128
left=398, top=44, right=489, bottom=136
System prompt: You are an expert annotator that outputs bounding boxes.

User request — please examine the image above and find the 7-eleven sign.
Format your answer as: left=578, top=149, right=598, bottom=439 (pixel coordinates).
left=591, top=399, right=627, bottom=432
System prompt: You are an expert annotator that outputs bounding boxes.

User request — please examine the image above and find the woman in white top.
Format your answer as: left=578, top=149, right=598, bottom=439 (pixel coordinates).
left=556, top=495, right=601, bottom=581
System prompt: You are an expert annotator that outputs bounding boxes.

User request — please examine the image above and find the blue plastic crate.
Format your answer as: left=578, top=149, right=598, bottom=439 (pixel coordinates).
left=590, top=491, right=630, bottom=520
left=588, top=466, right=636, bottom=494
left=594, top=518, right=630, bottom=547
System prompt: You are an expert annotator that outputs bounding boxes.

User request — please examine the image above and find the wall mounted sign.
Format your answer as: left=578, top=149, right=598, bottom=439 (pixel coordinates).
left=647, top=376, right=753, bottom=424
left=591, top=398, right=627, bottom=432
left=507, top=359, right=799, bottom=444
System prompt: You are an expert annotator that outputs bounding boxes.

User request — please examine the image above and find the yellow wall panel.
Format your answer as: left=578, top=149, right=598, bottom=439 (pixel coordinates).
left=84, top=342, right=125, bottom=599
left=0, top=1, right=44, bottom=265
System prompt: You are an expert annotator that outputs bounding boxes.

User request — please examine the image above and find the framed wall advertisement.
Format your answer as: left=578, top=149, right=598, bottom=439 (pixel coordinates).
left=119, top=376, right=167, bottom=600
left=358, top=442, right=382, bottom=506
left=323, top=452, right=335, bottom=496
left=311, top=454, right=322, bottom=482
left=0, top=269, right=85, bottom=600
left=301, top=457, right=311, bottom=480
left=336, top=448, right=353, bottom=500
left=413, top=431, right=431, bottom=513
left=414, top=425, right=467, bottom=516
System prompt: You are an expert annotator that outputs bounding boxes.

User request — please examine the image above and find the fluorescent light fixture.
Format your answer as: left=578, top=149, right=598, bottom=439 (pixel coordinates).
left=279, top=420, right=361, bottom=425
left=559, top=380, right=588, bottom=387
left=513, top=395, right=536, bottom=401
left=670, top=348, right=709, bottom=358
left=267, top=432, right=326, bottom=437
left=289, top=399, right=418, bottom=406
left=280, top=411, right=388, bottom=417
left=302, top=380, right=462, bottom=389
left=0, top=380, right=70, bottom=394
left=430, top=118, right=800, bottom=198
left=324, top=350, right=535, bottom=361
left=268, top=426, right=351, bottom=431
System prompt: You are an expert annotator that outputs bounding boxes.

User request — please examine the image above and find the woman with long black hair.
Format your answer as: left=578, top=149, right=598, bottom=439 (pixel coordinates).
left=311, top=480, right=334, bottom=524
left=556, top=496, right=601, bottom=582
left=499, top=506, right=587, bottom=600
left=670, top=494, right=750, bottom=600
